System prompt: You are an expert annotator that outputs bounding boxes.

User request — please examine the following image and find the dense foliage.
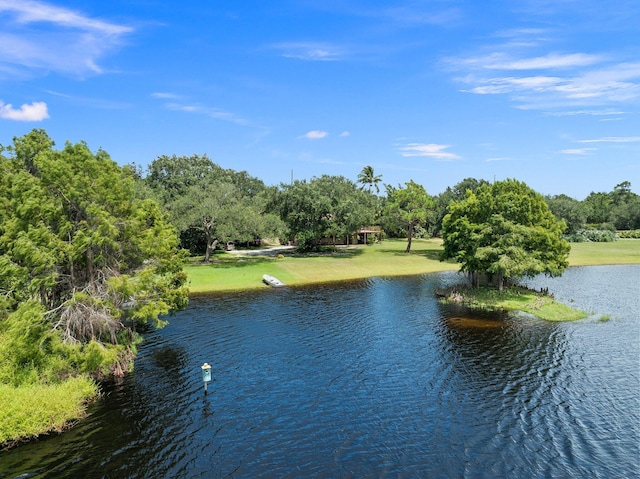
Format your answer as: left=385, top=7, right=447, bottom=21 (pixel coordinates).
left=143, top=154, right=284, bottom=260
left=546, top=181, right=640, bottom=237
left=0, top=130, right=188, bottom=384
left=382, top=181, right=434, bottom=253
left=441, top=179, right=570, bottom=291
left=271, top=175, right=376, bottom=250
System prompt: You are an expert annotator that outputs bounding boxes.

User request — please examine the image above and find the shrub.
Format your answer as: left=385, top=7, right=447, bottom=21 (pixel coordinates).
left=618, top=229, right=640, bottom=239
left=564, top=229, right=618, bottom=242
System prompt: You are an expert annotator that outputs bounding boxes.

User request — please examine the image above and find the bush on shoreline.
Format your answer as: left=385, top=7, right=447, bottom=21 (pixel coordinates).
left=436, top=284, right=587, bottom=322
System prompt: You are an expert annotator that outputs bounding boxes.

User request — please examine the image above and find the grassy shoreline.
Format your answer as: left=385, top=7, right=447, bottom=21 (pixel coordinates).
left=0, top=376, right=98, bottom=450
left=186, top=238, right=640, bottom=293
left=438, top=285, right=588, bottom=321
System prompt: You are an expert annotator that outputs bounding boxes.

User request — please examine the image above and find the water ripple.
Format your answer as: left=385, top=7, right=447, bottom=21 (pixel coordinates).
left=1, top=267, right=638, bottom=478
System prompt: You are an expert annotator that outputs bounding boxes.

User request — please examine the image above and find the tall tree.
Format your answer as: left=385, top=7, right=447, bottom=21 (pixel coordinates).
left=582, top=191, right=613, bottom=225
left=545, top=194, right=586, bottom=234
left=383, top=180, right=433, bottom=253
left=168, top=181, right=283, bottom=261
left=273, top=175, right=376, bottom=250
left=145, top=154, right=221, bottom=203
left=357, top=165, right=382, bottom=194
left=145, top=154, right=281, bottom=256
left=0, top=130, right=188, bottom=372
left=432, top=178, right=490, bottom=237
left=441, top=179, right=569, bottom=291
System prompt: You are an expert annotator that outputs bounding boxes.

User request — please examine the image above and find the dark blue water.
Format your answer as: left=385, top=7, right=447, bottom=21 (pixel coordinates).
left=1, top=266, right=639, bottom=478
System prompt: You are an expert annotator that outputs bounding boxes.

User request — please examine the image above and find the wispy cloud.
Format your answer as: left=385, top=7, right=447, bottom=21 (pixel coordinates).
left=561, top=148, right=596, bottom=155
left=398, top=143, right=460, bottom=160
left=0, top=0, right=132, bottom=78
left=547, top=109, right=626, bottom=117
left=578, top=136, right=640, bottom=143
left=486, top=52, right=603, bottom=70
left=165, top=102, right=252, bottom=127
left=303, top=2, right=462, bottom=28
left=339, top=131, right=350, bottom=137
left=446, top=24, right=640, bottom=111
left=302, top=130, right=329, bottom=139
left=0, top=100, right=49, bottom=121
left=271, top=42, right=346, bottom=61
left=0, top=0, right=130, bottom=34
left=151, top=92, right=182, bottom=100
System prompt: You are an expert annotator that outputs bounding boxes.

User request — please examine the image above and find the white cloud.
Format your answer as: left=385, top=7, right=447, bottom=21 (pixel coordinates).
left=398, top=143, right=460, bottom=160
left=483, top=53, right=603, bottom=70
left=272, top=42, right=345, bottom=61
left=339, top=131, right=350, bottom=137
left=447, top=24, right=640, bottom=110
left=578, top=136, right=640, bottom=143
left=303, top=130, right=329, bottom=139
left=547, top=109, right=625, bottom=116
left=151, top=92, right=181, bottom=100
left=0, top=0, right=132, bottom=78
left=0, top=100, right=49, bottom=121
left=165, top=102, right=251, bottom=126
left=457, top=60, right=640, bottom=109
left=561, top=148, right=596, bottom=155
left=0, top=0, right=130, bottom=34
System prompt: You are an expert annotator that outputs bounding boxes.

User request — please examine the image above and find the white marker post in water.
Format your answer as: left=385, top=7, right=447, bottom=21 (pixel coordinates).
left=201, top=362, right=212, bottom=394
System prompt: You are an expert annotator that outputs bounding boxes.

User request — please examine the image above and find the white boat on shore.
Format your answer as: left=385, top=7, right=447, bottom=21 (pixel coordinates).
left=262, top=274, right=285, bottom=287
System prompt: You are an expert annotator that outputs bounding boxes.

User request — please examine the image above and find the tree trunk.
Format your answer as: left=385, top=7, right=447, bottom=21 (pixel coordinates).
left=406, top=222, right=413, bottom=253
left=204, top=239, right=218, bottom=262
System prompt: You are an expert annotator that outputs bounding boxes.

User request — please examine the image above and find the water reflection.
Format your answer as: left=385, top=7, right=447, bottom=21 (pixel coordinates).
left=1, top=267, right=638, bottom=479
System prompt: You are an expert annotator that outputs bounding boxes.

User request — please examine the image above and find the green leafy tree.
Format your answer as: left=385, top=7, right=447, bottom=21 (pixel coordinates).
left=145, top=154, right=282, bottom=256
left=382, top=180, right=433, bottom=253
left=611, top=196, right=640, bottom=230
left=544, top=194, right=586, bottom=234
left=610, top=182, right=640, bottom=230
left=432, top=178, right=489, bottom=237
left=145, top=154, right=221, bottom=203
left=441, top=179, right=570, bottom=291
left=582, top=191, right=613, bottom=225
left=168, top=181, right=283, bottom=261
left=0, top=130, right=188, bottom=359
left=273, top=175, right=376, bottom=250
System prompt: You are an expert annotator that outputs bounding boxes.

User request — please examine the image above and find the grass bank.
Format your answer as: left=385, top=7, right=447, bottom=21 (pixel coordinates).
left=186, top=238, right=640, bottom=293
left=186, top=238, right=455, bottom=293
left=0, top=376, right=98, bottom=449
left=439, top=286, right=588, bottom=322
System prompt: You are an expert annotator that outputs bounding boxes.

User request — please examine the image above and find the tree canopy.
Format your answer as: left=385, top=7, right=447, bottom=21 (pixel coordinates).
left=272, top=175, right=376, bottom=250
left=441, top=179, right=570, bottom=290
left=0, top=130, right=188, bottom=380
left=382, top=181, right=433, bottom=253
left=144, top=154, right=284, bottom=260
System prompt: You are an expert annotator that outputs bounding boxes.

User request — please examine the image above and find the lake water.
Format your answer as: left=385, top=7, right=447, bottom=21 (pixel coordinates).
left=1, top=265, right=639, bottom=478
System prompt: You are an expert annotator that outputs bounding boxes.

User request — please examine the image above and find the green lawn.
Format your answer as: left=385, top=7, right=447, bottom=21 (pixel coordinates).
left=186, top=238, right=640, bottom=294
left=568, top=238, right=640, bottom=265
left=186, top=239, right=457, bottom=293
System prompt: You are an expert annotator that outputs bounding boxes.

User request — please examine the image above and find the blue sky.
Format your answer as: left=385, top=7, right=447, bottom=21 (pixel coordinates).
left=1, top=0, right=639, bottom=199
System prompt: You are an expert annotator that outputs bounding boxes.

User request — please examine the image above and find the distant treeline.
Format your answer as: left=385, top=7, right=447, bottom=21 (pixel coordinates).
left=132, top=154, right=638, bottom=254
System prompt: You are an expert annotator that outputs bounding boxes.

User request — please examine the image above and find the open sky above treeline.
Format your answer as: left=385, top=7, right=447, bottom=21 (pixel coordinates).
left=1, top=0, right=639, bottom=199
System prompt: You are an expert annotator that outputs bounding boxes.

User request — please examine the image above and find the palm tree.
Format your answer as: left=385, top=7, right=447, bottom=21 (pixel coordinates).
left=357, top=165, right=382, bottom=194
